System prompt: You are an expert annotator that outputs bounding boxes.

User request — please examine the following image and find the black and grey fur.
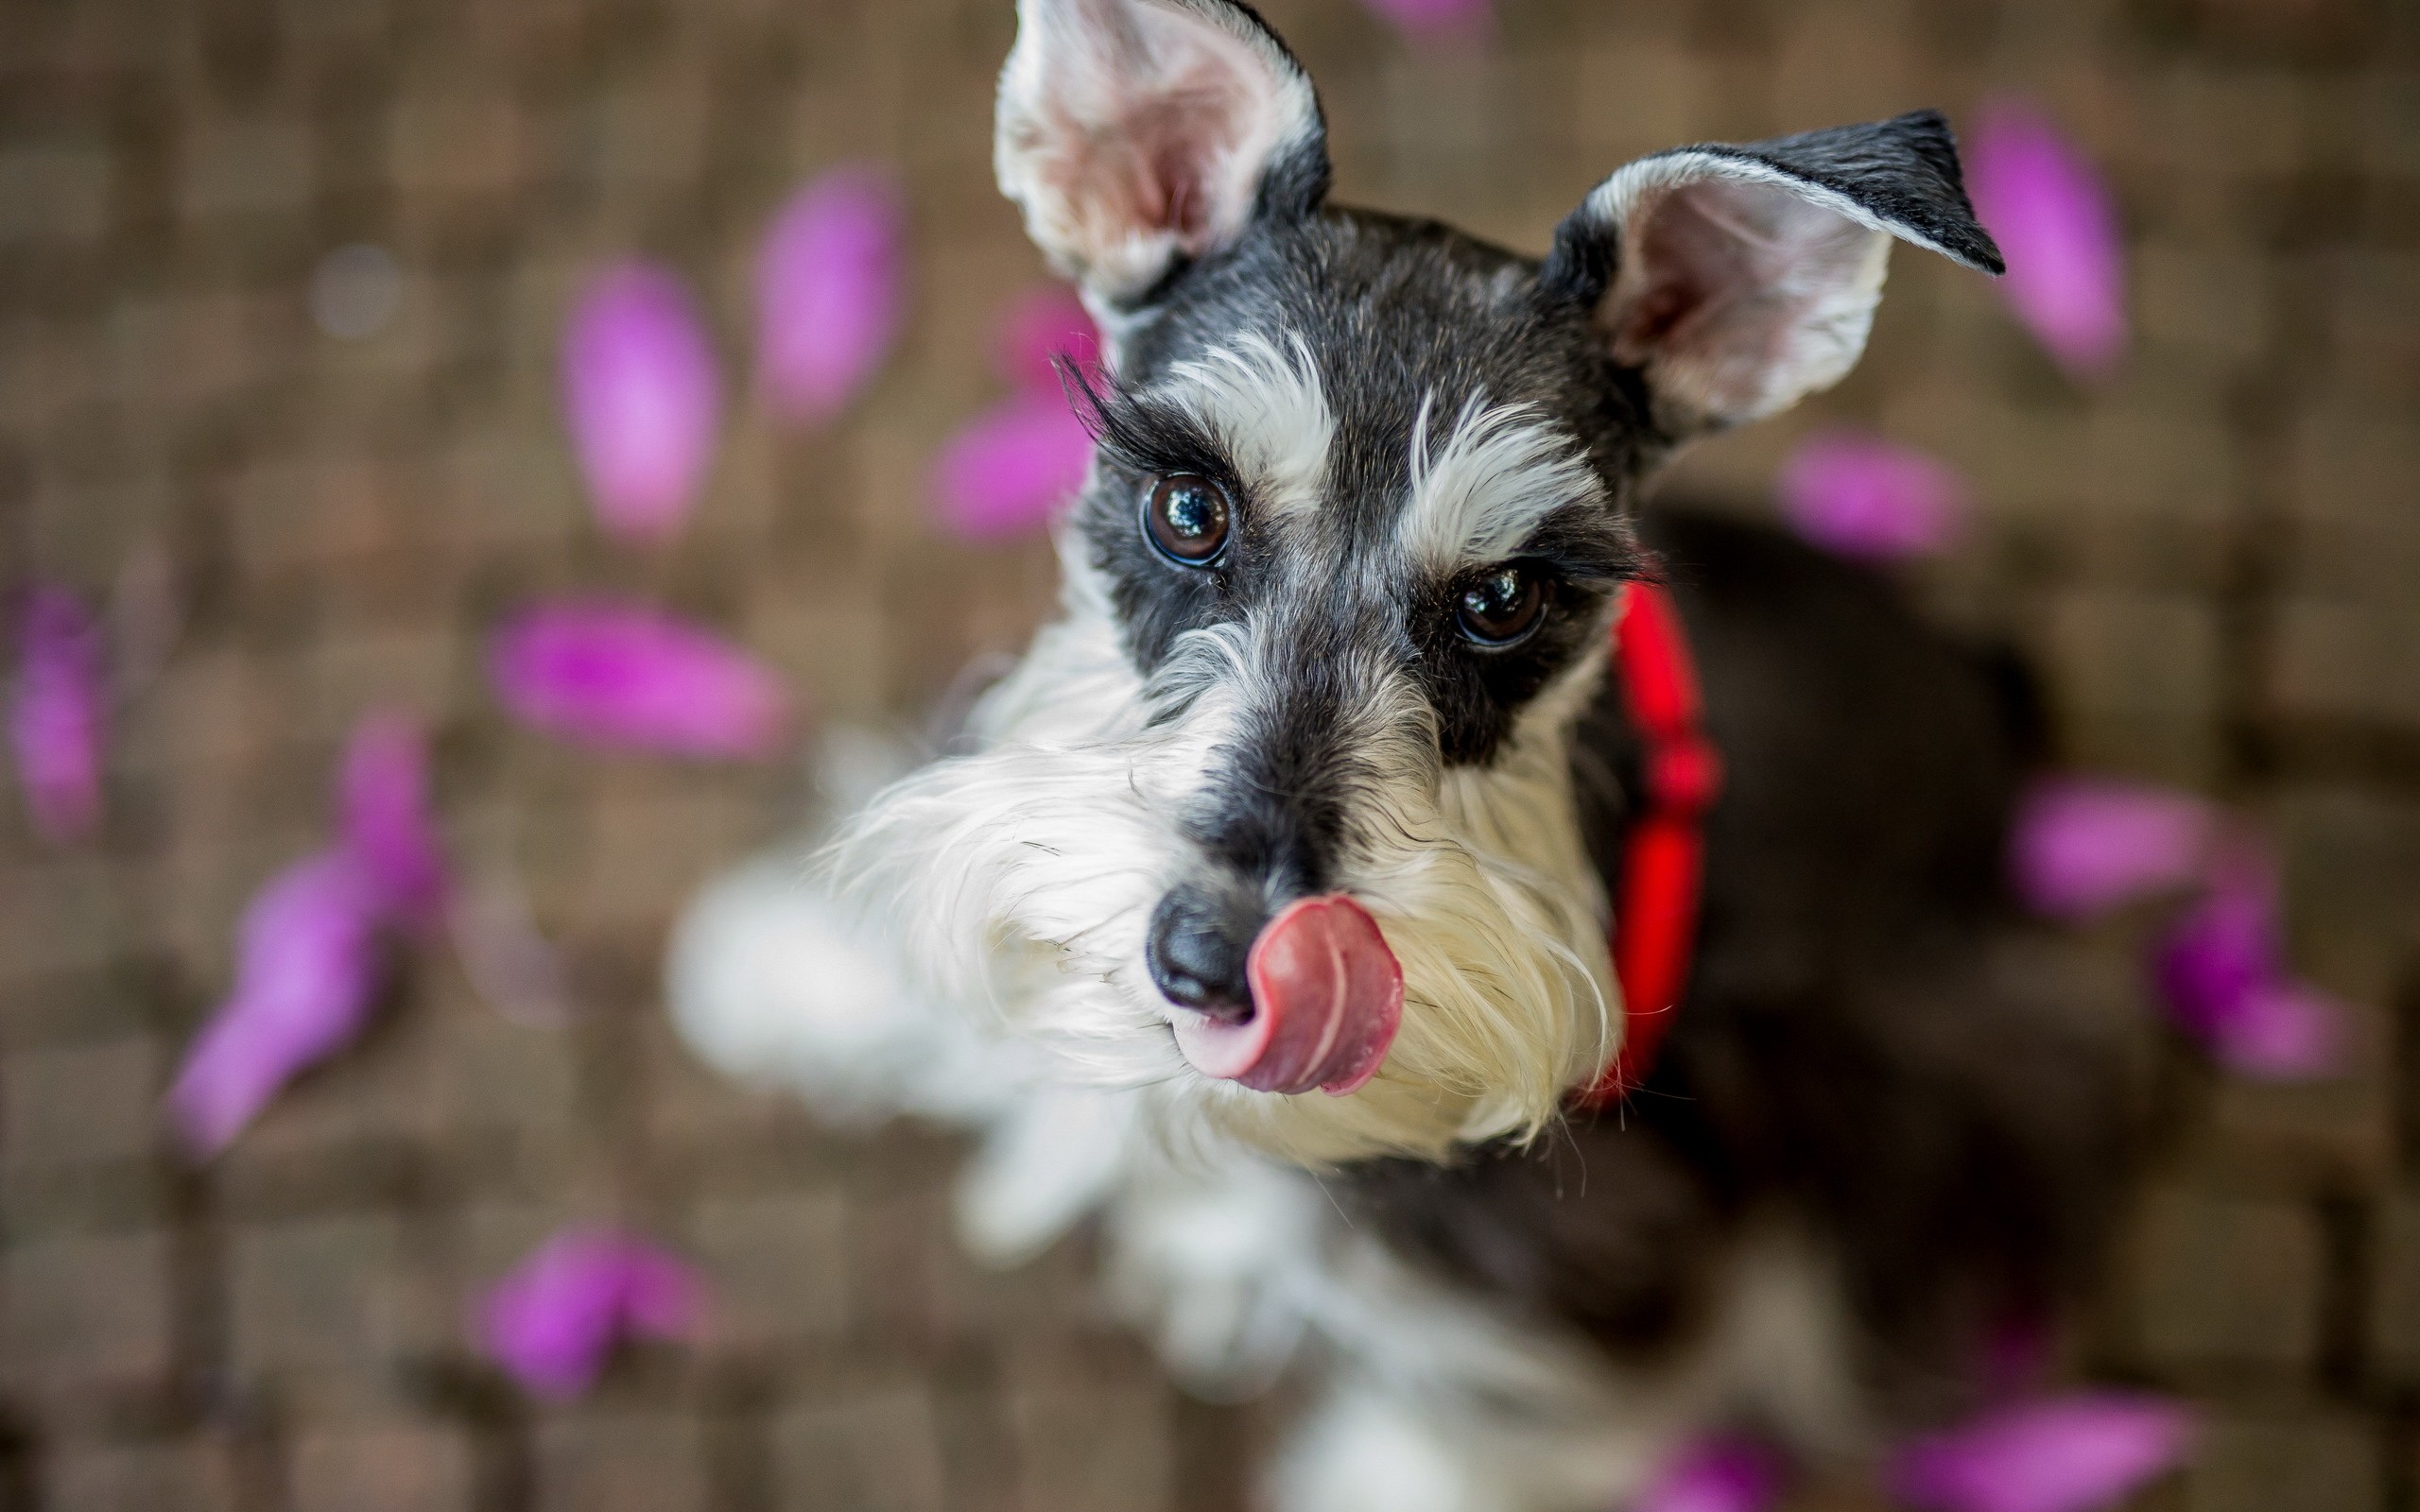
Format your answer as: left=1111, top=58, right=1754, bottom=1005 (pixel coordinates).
left=672, top=3, right=2142, bottom=1506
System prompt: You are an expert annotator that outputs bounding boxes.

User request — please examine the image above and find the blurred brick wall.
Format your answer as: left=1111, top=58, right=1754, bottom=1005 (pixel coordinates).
left=0, top=1, right=2414, bottom=1509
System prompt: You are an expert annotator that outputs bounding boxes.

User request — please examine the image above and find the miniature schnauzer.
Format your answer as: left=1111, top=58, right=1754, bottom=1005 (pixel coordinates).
left=675, top=2, right=2140, bottom=1506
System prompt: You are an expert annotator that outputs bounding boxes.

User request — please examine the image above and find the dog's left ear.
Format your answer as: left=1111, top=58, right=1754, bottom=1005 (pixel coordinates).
left=995, top=0, right=1329, bottom=306
left=1541, top=111, right=2004, bottom=436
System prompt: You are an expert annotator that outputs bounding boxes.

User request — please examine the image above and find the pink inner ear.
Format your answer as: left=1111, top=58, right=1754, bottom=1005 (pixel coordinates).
left=1001, top=0, right=1308, bottom=296
left=1145, top=115, right=1216, bottom=239
left=1060, top=72, right=1269, bottom=246
left=1607, top=177, right=1886, bottom=426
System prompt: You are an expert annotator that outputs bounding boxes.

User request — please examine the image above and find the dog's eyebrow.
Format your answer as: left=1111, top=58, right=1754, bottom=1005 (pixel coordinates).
left=1066, top=363, right=1240, bottom=487
left=1396, top=397, right=1605, bottom=566
left=1070, top=332, right=1338, bottom=519
left=1155, top=333, right=1337, bottom=516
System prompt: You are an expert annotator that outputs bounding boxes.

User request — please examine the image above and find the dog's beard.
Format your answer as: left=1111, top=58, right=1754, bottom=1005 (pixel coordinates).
left=827, top=554, right=1616, bottom=1165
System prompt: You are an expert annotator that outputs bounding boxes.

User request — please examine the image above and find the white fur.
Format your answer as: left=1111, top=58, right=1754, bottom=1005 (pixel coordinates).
left=1099, top=1145, right=1325, bottom=1396
left=666, top=858, right=1869, bottom=1512
left=1158, top=332, right=1336, bottom=520
left=1271, top=1239, right=1679, bottom=1512
left=1397, top=397, right=1604, bottom=568
left=668, top=856, right=1004, bottom=1125
left=669, top=854, right=1136, bottom=1264
left=1269, top=1221, right=1872, bottom=1512
left=957, top=1086, right=1138, bottom=1263
left=822, top=503, right=1615, bottom=1165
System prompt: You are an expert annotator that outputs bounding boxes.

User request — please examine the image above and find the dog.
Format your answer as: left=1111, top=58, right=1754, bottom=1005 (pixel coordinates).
left=673, top=3, right=2142, bottom=1506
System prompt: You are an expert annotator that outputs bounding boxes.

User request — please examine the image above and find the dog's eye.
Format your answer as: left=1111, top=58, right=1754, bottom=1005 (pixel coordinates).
left=1143, top=473, right=1233, bottom=566
left=1456, top=564, right=1548, bottom=647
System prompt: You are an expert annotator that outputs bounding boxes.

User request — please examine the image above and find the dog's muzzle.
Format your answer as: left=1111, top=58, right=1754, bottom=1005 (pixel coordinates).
left=1146, top=890, right=1403, bottom=1096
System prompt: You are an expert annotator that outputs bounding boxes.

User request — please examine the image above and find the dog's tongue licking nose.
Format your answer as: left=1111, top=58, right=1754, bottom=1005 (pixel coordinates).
left=1170, top=895, right=1404, bottom=1096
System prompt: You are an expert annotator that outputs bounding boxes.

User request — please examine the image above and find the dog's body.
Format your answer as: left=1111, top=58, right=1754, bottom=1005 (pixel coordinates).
left=1318, top=509, right=2135, bottom=1499
left=674, top=5, right=2140, bottom=1506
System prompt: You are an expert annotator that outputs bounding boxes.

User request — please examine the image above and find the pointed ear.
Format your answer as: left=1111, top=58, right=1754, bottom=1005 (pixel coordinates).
left=1540, top=111, right=2004, bottom=437
left=995, top=0, right=1329, bottom=305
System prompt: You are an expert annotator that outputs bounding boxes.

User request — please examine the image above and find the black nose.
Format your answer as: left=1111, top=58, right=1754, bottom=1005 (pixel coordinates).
left=1146, top=885, right=1258, bottom=1022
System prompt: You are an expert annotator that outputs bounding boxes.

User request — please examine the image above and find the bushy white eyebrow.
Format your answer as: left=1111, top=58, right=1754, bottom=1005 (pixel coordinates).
left=1152, top=331, right=1335, bottom=518
left=1396, top=396, right=1603, bottom=566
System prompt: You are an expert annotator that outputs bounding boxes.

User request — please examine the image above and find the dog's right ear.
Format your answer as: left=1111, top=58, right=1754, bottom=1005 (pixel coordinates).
left=995, top=0, right=1329, bottom=307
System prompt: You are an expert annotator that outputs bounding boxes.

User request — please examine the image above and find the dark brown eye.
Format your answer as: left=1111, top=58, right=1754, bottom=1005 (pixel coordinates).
left=1143, top=473, right=1233, bottom=565
left=1456, top=564, right=1547, bottom=647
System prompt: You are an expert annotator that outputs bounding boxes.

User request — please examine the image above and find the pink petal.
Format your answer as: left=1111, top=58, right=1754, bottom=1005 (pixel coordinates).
left=475, top=1227, right=706, bottom=1400
left=1966, top=100, right=2128, bottom=381
left=1889, top=1392, right=2197, bottom=1512
left=164, top=853, right=387, bottom=1157
left=2151, top=862, right=2272, bottom=1025
left=994, top=284, right=1101, bottom=398
left=1634, top=1437, right=1784, bottom=1512
left=614, top=1243, right=708, bottom=1337
left=2009, top=776, right=2217, bottom=920
left=2212, top=980, right=2347, bottom=1080
left=9, top=585, right=107, bottom=844
left=489, top=598, right=792, bottom=759
left=1774, top=432, right=1967, bottom=562
left=756, top=165, right=906, bottom=424
left=1359, top=0, right=1494, bottom=43
left=337, top=711, right=448, bottom=926
left=2152, top=859, right=2346, bottom=1080
left=932, top=396, right=1094, bottom=541
left=562, top=263, right=723, bottom=544
left=477, top=1228, right=629, bottom=1399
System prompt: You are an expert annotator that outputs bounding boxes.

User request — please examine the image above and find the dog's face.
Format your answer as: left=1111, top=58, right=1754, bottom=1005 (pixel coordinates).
left=838, top=0, right=2000, bottom=1163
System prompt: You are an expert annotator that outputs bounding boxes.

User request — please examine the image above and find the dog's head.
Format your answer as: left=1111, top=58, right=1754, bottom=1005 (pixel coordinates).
left=838, top=0, right=2001, bottom=1163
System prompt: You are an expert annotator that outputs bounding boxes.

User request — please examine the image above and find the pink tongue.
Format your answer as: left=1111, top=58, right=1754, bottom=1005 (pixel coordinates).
left=1168, top=894, right=1404, bottom=1096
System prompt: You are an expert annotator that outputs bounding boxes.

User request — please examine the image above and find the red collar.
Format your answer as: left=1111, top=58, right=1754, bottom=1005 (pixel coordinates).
left=1573, top=582, right=1722, bottom=1111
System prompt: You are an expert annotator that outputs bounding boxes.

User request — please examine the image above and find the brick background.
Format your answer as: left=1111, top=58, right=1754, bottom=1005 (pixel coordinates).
left=0, top=0, right=2415, bottom=1508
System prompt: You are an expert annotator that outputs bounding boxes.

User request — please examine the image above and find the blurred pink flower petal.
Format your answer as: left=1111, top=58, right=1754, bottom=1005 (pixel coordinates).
left=615, top=1242, right=705, bottom=1336
left=164, top=853, right=386, bottom=1157
left=933, top=396, right=1094, bottom=540
left=338, top=711, right=448, bottom=926
left=2152, top=858, right=2347, bottom=1080
left=1635, top=1437, right=1783, bottom=1512
left=1360, top=0, right=1494, bottom=43
left=1890, top=1392, right=2197, bottom=1512
left=10, top=585, right=107, bottom=844
left=1775, top=432, right=1967, bottom=561
left=1967, top=100, right=2127, bottom=381
left=994, top=284, right=1101, bottom=398
left=2212, top=980, right=2347, bottom=1079
left=757, top=165, right=905, bottom=424
left=562, top=263, right=723, bottom=544
left=475, top=1227, right=706, bottom=1400
left=2010, top=776, right=2217, bottom=920
left=490, top=599, right=791, bottom=758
